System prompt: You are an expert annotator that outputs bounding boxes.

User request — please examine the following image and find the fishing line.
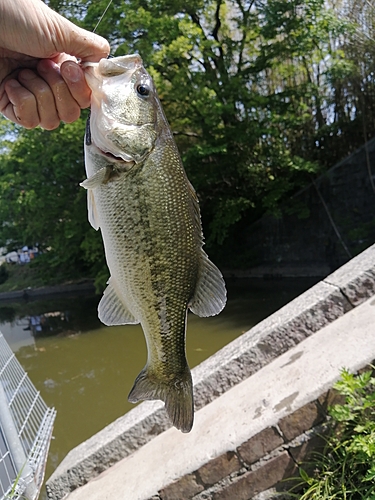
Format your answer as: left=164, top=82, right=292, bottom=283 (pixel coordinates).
left=85, top=0, right=113, bottom=144
left=92, top=0, right=114, bottom=33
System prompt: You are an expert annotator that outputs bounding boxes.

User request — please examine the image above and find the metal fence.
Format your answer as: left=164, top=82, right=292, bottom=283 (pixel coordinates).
left=0, top=333, right=56, bottom=499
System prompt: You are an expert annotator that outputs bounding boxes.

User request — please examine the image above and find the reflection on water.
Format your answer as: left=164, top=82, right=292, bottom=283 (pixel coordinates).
left=0, top=277, right=319, bottom=496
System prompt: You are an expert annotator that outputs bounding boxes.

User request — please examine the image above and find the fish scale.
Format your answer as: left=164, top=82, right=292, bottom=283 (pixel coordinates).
left=81, top=54, right=226, bottom=432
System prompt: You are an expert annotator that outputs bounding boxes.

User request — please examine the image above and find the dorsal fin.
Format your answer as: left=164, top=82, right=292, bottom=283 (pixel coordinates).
left=184, top=174, right=227, bottom=317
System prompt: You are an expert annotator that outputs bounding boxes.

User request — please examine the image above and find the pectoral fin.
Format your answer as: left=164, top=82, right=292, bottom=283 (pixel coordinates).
left=80, top=167, right=110, bottom=189
left=98, top=278, right=139, bottom=325
left=189, top=252, right=227, bottom=317
left=87, top=189, right=100, bottom=230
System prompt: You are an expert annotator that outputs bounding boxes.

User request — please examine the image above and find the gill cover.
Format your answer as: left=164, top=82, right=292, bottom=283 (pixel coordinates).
left=84, top=55, right=157, bottom=163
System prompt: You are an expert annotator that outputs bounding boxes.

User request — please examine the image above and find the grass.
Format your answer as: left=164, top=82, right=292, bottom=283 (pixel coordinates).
left=6, top=460, right=28, bottom=500
left=289, top=368, right=375, bottom=499
left=0, top=263, right=48, bottom=293
left=0, top=260, right=93, bottom=294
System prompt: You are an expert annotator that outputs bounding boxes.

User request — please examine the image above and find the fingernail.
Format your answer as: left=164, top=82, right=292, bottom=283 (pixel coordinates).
left=62, top=63, right=81, bottom=83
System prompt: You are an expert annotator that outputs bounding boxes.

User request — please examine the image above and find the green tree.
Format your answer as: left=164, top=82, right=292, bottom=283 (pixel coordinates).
left=1, top=0, right=374, bottom=278
left=0, top=116, right=105, bottom=283
left=78, top=0, right=349, bottom=247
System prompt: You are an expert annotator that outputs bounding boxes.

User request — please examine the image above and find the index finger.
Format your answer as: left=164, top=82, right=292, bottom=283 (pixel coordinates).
left=60, top=60, right=91, bottom=109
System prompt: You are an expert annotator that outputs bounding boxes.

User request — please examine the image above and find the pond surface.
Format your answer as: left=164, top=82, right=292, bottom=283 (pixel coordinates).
left=0, top=277, right=319, bottom=497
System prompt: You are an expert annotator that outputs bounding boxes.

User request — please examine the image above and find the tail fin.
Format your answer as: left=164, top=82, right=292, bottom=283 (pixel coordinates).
left=128, top=367, right=194, bottom=433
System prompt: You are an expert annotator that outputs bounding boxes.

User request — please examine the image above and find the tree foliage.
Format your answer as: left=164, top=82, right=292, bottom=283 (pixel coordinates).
left=1, top=0, right=375, bottom=280
left=0, top=115, right=105, bottom=282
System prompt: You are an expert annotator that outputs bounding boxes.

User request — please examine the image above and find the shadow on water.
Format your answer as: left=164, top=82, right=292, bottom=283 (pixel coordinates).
left=0, top=277, right=320, bottom=497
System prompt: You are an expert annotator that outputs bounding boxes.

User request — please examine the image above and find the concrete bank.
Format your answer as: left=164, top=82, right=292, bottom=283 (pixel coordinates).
left=60, top=294, right=375, bottom=500
left=46, top=244, right=375, bottom=499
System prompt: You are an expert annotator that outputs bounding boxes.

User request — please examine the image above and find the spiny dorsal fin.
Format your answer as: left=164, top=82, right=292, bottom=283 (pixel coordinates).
left=98, top=278, right=139, bottom=325
left=189, top=252, right=227, bottom=317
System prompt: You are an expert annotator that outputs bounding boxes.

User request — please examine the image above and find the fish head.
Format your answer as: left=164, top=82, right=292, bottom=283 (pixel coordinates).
left=84, top=54, right=158, bottom=163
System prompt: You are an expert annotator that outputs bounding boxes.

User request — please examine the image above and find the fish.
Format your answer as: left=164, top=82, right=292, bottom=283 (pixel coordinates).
left=81, top=54, right=226, bottom=433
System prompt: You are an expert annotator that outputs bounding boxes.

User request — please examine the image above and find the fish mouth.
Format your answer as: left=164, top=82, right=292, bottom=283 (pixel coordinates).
left=82, top=55, right=143, bottom=88
left=86, top=120, right=129, bottom=163
left=102, top=151, right=123, bottom=162
left=94, top=144, right=128, bottom=163
left=91, top=143, right=136, bottom=175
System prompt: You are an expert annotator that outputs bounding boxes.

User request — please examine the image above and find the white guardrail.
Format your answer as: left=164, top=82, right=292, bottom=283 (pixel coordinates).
left=0, top=332, right=56, bottom=500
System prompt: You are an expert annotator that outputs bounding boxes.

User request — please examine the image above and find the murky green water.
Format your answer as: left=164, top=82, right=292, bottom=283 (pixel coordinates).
left=0, top=277, right=318, bottom=495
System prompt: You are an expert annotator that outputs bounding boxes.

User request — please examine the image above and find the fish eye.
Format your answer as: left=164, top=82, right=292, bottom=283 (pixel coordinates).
left=136, top=84, right=150, bottom=98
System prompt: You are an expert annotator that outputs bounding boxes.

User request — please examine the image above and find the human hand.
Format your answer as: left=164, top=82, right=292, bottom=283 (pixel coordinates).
left=0, top=0, right=109, bottom=129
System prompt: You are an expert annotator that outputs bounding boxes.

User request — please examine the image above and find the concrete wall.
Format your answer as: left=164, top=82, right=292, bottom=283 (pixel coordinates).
left=50, top=291, right=375, bottom=500
left=156, top=393, right=338, bottom=500
left=240, top=138, right=375, bottom=277
left=46, top=243, right=375, bottom=500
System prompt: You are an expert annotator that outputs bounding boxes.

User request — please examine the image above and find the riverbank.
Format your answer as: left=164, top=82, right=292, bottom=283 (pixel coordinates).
left=46, top=243, right=375, bottom=500
left=0, top=279, right=96, bottom=301
left=0, top=261, right=329, bottom=303
left=0, top=261, right=97, bottom=301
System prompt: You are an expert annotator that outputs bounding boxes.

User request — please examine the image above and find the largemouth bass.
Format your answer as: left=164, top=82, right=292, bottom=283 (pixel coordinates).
left=81, top=54, right=226, bottom=432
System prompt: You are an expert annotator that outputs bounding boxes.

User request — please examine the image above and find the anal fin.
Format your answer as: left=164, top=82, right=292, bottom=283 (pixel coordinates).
left=98, top=278, right=139, bottom=326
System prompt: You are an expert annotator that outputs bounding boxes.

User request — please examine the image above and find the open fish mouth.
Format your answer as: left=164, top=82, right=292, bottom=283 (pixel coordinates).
left=96, top=145, right=126, bottom=163
left=90, top=136, right=135, bottom=164
left=85, top=115, right=129, bottom=164
left=83, top=55, right=155, bottom=164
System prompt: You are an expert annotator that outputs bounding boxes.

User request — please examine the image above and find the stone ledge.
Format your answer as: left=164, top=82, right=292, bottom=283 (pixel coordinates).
left=192, top=279, right=351, bottom=413
left=46, top=244, right=375, bottom=500
left=54, top=295, right=375, bottom=500
left=211, top=452, right=295, bottom=500
left=324, top=244, right=375, bottom=306
left=278, top=401, right=325, bottom=441
left=196, top=451, right=241, bottom=487
left=46, top=401, right=170, bottom=499
left=237, top=427, right=284, bottom=466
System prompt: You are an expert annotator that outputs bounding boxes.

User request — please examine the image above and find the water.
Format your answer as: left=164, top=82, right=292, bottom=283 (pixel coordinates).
left=0, top=277, right=319, bottom=496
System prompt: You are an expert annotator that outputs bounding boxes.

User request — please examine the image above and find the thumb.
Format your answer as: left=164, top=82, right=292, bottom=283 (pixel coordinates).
left=52, top=18, right=110, bottom=62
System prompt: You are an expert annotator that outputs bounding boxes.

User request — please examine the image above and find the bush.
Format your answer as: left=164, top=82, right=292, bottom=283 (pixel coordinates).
left=0, top=264, right=9, bottom=285
left=291, top=368, right=375, bottom=499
